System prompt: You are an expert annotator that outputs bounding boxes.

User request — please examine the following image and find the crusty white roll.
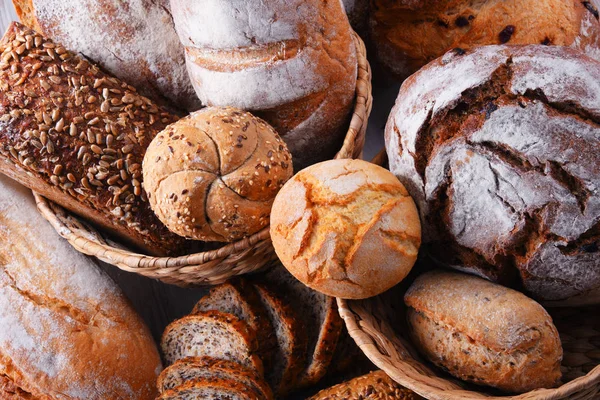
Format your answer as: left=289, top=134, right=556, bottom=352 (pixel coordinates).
left=0, top=175, right=162, bottom=399
left=170, top=0, right=357, bottom=169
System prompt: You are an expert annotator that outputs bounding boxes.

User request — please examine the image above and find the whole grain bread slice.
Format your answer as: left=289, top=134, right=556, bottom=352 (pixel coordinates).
left=260, top=263, right=343, bottom=388
left=157, top=377, right=263, bottom=400
left=161, top=311, right=263, bottom=376
left=192, top=279, right=276, bottom=371
left=253, top=283, right=307, bottom=396
left=157, top=357, right=273, bottom=399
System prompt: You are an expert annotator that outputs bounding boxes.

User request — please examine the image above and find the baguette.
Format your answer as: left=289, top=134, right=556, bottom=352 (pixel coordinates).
left=0, top=22, right=184, bottom=255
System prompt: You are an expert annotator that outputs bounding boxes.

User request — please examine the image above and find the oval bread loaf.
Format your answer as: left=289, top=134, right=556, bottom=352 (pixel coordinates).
left=404, top=270, right=563, bottom=393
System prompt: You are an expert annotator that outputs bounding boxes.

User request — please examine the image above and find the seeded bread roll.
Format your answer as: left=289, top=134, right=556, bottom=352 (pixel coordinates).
left=370, top=0, right=600, bottom=80
left=143, top=107, right=293, bottom=242
left=0, top=22, right=183, bottom=255
left=170, top=0, right=357, bottom=169
left=405, top=270, right=563, bottom=393
left=13, top=0, right=200, bottom=111
left=385, top=45, right=600, bottom=303
left=270, top=159, right=421, bottom=299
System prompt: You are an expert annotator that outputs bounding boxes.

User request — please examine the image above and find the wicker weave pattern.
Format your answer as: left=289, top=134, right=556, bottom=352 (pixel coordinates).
left=33, top=32, right=372, bottom=287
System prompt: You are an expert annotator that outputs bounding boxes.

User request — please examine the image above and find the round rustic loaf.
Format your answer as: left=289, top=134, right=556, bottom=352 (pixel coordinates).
left=169, top=0, right=357, bottom=169
left=370, top=0, right=600, bottom=80
left=385, top=45, right=600, bottom=304
left=270, top=159, right=421, bottom=299
left=143, top=107, right=292, bottom=242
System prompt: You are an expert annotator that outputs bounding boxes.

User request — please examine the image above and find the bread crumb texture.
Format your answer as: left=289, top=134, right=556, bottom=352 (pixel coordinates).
left=271, top=159, right=421, bottom=299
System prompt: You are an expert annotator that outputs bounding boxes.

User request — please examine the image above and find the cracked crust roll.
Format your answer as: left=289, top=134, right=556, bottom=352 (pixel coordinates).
left=405, top=270, right=563, bottom=393
left=169, top=0, right=357, bottom=169
left=270, top=159, right=421, bottom=299
left=143, top=107, right=293, bottom=242
left=385, top=44, right=600, bottom=304
left=0, top=174, right=162, bottom=399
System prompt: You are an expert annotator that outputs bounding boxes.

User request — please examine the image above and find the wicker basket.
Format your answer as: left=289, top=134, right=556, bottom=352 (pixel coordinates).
left=33, top=31, right=372, bottom=287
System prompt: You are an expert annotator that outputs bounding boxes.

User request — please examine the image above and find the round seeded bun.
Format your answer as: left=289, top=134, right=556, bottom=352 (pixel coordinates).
left=143, top=107, right=293, bottom=242
left=270, top=159, right=421, bottom=299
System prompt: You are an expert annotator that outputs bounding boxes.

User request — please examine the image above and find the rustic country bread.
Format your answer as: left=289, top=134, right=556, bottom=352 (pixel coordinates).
left=191, top=279, right=276, bottom=371
left=253, top=283, right=307, bottom=396
left=259, top=263, right=343, bottom=388
left=157, top=377, right=263, bottom=400
left=0, top=22, right=184, bottom=255
left=405, top=270, right=563, bottom=393
left=12, top=0, right=200, bottom=111
left=270, top=159, right=422, bottom=299
left=385, top=44, right=600, bottom=303
left=160, top=312, right=263, bottom=376
left=0, top=174, right=162, bottom=399
left=157, top=357, right=273, bottom=399
left=370, top=0, right=600, bottom=80
left=169, top=0, right=357, bottom=169
left=143, top=107, right=292, bottom=242
left=309, top=370, right=423, bottom=400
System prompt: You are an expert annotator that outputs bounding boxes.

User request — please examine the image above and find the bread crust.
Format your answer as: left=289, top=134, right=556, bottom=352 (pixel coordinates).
left=157, top=377, right=262, bottom=400
left=370, top=0, right=600, bottom=79
left=404, top=271, right=563, bottom=393
left=0, top=22, right=185, bottom=255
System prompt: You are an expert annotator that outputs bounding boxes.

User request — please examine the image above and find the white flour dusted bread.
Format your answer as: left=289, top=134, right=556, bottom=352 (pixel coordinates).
left=170, top=0, right=358, bottom=169
left=12, top=0, right=200, bottom=111
left=0, top=175, right=162, bottom=399
left=385, top=45, right=600, bottom=304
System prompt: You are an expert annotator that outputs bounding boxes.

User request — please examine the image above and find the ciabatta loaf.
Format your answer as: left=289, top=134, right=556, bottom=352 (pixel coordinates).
left=0, top=174, right=162, bottom=399
left=0, top=22, right=184, bottom=255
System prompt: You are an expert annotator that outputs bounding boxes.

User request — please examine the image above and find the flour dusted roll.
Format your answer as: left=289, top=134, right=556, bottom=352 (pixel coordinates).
left=0, top=175, right=162, bottom=399
left=170, top=0, right=357, bottom=169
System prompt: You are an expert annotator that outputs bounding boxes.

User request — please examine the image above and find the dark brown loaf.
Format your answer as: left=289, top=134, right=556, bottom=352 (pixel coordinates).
left=370, top=0, right=600, bottom=80
left=0, top=22, right=184, bottom=256
left=404, top=270, right=563, bottom=393
left=385, top=45, right=600, bottom=303
left=12, top=0, right=200, bottom=111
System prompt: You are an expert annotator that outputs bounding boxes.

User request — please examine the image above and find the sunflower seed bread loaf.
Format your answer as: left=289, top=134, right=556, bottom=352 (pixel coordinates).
left=405, top=270, right=563, bottom=393
left=385, top=44, right=600, bottom=304
left=169, top=0, right=357, bottom=169
left=0, top=22, right=183, bottom=255
left=158, top=377, right=264, bottom=400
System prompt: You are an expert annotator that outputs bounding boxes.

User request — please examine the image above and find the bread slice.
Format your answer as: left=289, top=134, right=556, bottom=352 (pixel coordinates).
left=253, top=283, right=307, bottom=396
left=260, top=264, right=343, bottom=388
left=192, top=279, right=276, bottom=370
left=157, top=377, right=263, bottom=400
left=161, top=312, right=263, bottom=376
left=157, top=357, right=273, bottom=399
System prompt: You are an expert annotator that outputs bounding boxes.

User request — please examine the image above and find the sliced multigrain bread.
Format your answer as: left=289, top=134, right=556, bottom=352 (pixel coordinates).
left=260, top=263, right=343, bottom=388
left=328, top=324, right=371, bottom=377
left=192, top=279, right=276, bottom=371
left=253, top=283, right=307, bottom=396
left=157, top=357, right=273, bottom=400
left=158, top=377, right=263, bottom=400
left=161, top=311, right=263, bottom=376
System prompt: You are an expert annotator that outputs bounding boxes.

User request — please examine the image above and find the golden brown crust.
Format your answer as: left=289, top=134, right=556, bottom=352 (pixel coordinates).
left=143, top=107, right=292, bottom=242
left=0, top=22, right=184, bottom=255
left=270, top=159, right=421, bottom=299
left=404, top=270, right=563, bottom=393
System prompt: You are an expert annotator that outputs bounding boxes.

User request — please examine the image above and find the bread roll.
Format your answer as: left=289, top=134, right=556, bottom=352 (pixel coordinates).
left=405, top=270, right=563, bottom=393
left=143, top=107, right=293, bottom=242
left=370, top=0, right=600, bottom=80
left=170, top=0, right=357, bottom=169
left=385, top=45, right=600, bottom=304
left=0, top=174, right=161, bottom=399
left=270, top=159, right=421, bottom=299
left=13, top=0, right=200, bottom=111
left=0, top=22, right=184, bottom=255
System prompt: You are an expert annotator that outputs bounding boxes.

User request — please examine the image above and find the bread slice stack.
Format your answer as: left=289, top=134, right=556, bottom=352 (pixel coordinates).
left=160, top=269, right=368, bottom=398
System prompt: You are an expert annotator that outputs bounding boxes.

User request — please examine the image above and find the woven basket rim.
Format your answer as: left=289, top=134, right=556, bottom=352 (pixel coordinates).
left=33, top=31, right=372, bottom=283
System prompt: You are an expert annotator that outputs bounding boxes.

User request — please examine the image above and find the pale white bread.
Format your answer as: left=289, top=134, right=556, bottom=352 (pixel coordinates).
left=12, top=0, right=200, bottom=111
left=170, top=0, right=357, bottom=169
left=0, top=174, right=162, bottom=399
